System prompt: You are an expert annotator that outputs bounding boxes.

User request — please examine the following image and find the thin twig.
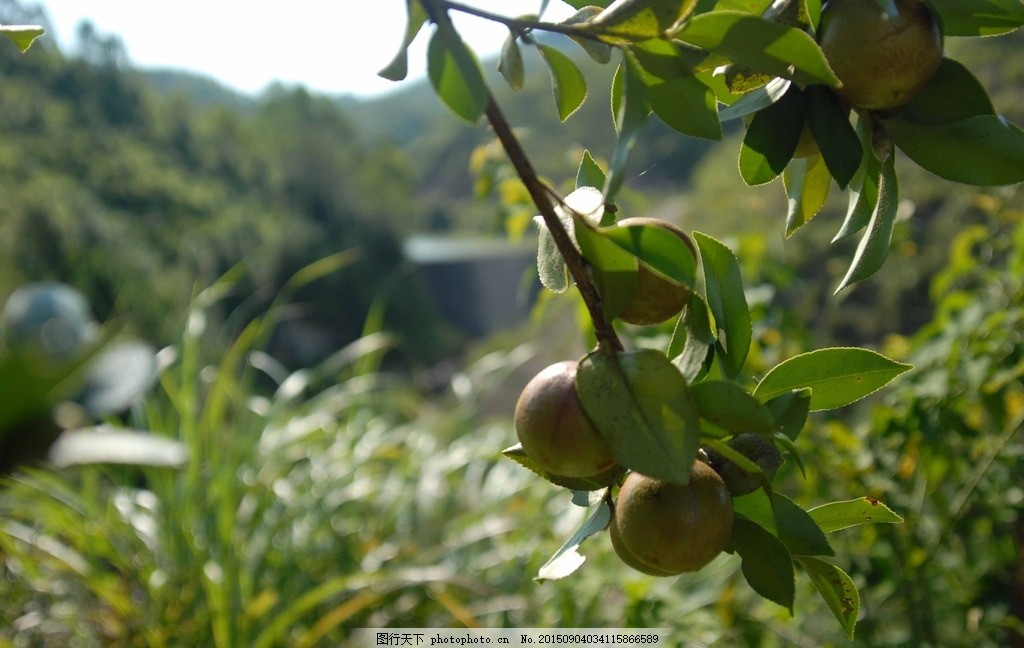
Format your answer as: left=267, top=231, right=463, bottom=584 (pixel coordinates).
left=442, top=0, right=603, bottom=42
left=421, top=0, right=622, bottom=352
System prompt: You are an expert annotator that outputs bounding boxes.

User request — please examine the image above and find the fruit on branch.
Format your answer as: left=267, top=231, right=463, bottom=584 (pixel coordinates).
left=615, top=217, right=696, bottom=326
left=611, top=463, right=734, bottom=575
left=705, top=432, right=784, bottom=497
left=817, top=0, right=943, bottom=111
left=514, top=361, right=617, bottom=478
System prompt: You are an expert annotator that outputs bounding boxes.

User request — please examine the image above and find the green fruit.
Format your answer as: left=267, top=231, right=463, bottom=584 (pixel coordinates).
left=615, top=217, right=696, bottom=326
left=817, top=0, right=943, bottom=111
left=705, top=433, right=784, bottom=497
left=514, top=361, right=616, bottom=478
left=611, top=463, right=734, bottom=575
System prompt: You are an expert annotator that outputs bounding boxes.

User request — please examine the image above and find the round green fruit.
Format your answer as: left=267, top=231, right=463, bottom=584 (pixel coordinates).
left=611, top=463, right=734, bottom=575
left=705, top=433, right=784, bottom=497
left=817, top=0, right=943, bottom=111
left=614, top=217, right=695, bottom=326
left=514, top=361, right=616, bottom=478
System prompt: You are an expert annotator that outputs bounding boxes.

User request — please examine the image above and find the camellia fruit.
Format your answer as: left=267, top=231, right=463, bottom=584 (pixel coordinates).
left=514, top=361, right=616, bottom=478
left=615, top=217, right=696, bottom=326
left=611, top=463, right=734, bottom=575
left=817, top=0, right=943, bottom=111
left=705, top=432, right=784, bottom=497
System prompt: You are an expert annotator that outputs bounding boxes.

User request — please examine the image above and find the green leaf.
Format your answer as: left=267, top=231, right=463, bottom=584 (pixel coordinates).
left=601, top=220, right=698, bottom=287
left=808, top=497, right=903, bottom=533
left=576, top=150, right=607, bottom=191
left=427, top=24, right=489, bottom=122
left=379, top=2, right=428, bottom=81
left=534, top=219, right=569, bottom=293
left=927, top=0, right=1024, bottom=36
left=563, top=6, right=615, bottom=64
left=503, top=443, right=625, bottom=491
left=783, top=153, right=831, bottom=237
left=0, top=25, right=45, bottom=53
left=733, top=491, right=834, bottom=557
left=727, top=517, right=795, bottom=612
left=498, top=33, right=525, bottom=90
left=628, top=39, right=722, bottom=140
left=835, top=150, right=899, bottom=291
left=537, top=44, right=588, bottom=121
left=563, top=0, right=613, bottom=9
left=833, top=116, right=880, bottom=242
left=537, top=501, right=612, bottom=580
left=718, top=77, right=790, bottom=122
left=605, top=61, right=651, bottom=202
left=806, top=86, right=860, bottom=189
left=885, top=114, right=1024, bottom=186
left=799, top=557, right=860, bottom=639
left=739, top=84, right=806, bottom=185
left=753, top=347, right=912, bottom=411
left=676, top=11, right=840, bottom=86
left=764, top=388, right=811, bottom=439
left=669, top=292, right=715, bottom=383
left=891, top=58, right=994, bottom=125
left=690, top=380, right=775, bottom=434
left=584, top=0, right=700, bottom=44
left=574, top=214, right=639, bottom=320
left=694, top=233, right=751, bottom=379
left=576, top=349, right=702, bottom=484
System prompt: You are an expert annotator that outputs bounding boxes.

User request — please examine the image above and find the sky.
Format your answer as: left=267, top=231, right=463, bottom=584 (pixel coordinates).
left=36, top=1, right=575, bottom=99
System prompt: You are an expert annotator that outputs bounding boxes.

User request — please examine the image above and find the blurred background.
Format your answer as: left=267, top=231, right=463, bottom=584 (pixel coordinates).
left=0, top=1, right=1021, bottom=646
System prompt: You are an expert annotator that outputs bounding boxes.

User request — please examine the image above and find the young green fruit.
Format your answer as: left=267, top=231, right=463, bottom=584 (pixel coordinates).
left=817, top=0, right=943, bottom=110
left=514, top=361, right=616, bottom=478
left=611, top=463, right=734, bottom=575
left=615, top=217, right=695, bottom=326
left=705, top=433, right=784, bottom=497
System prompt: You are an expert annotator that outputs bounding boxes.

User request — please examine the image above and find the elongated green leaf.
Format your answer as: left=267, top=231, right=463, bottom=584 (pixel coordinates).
left=498, top=32, right=525, bottom=90
left=427, top=25, right=488, bottom=122
left=602, top=220, right=698, bottom=287
left=892, top=58, right=994, bottom=125
left=537, top=501, right=612, bottom=580
left=808, top=497, right=903, bottom=533
left=537, top=44, right=588, bottom=121
left=0, top=25, right=44, bottom=53
left=694, top=233, right=751, bottom=379
left=574, top=215, right=639, bottom=320
left=606, top=61, right=651, bottom=202
left=584, top=0, right=700, bottom=43
left=764, top=388, right=811, bottom=439
left=753, top=347, right=912, bottom=411
left=676, top=11, right=839, bottom=86
left=690, top=380, right=774, bottom=434
left=739, top=84, right=806, bottom=185
left=806, top=86, right=860, bottom=188
left=564, top=6, right=614, bottom=63
left=733, top=491, right=834, bottom=557
left=628, top=39, right=722, bottom=140
left=669, top=292, right=715, bottom=383
left=718, top=77, right=790, bottom=122
left=835, top=151, right=899, bottom=291
left=927, top=0, right=1024, bottom=36
left=503, top=443, right=625, bottom=491
left=833, top=116, right=879, bottom=242
left=576, top=150, right=607, bottom=191
left=576, top=349, right=701, bottom=484
left=727, top=517, right=795, bottom=611
left=379, top=2, right=428, bottom=81
left=799, top=557, right=860, bottom=639
left=534, top=219, right=569, bottom=293
left=783, top=153, right=831, bottom=237
left=885, top=114, right=1024, bottom=186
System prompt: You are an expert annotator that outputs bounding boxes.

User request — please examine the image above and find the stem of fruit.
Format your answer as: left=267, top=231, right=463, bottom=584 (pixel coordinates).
left=422, top=1, right=623, bottom=354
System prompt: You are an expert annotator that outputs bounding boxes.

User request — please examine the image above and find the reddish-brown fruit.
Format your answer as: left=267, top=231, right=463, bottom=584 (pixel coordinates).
left=818, top=0, right=943, bottom=111
left=612, top=463, right=734, bottom=575
left=614, top=217, right=696, bottom=326
left=514, top=361, right=616, bottom=478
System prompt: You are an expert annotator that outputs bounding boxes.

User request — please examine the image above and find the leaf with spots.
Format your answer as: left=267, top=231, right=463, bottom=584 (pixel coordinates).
left=808, top=497, right=903, bottom=533
left=799, top=557, right=860, bottom=639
